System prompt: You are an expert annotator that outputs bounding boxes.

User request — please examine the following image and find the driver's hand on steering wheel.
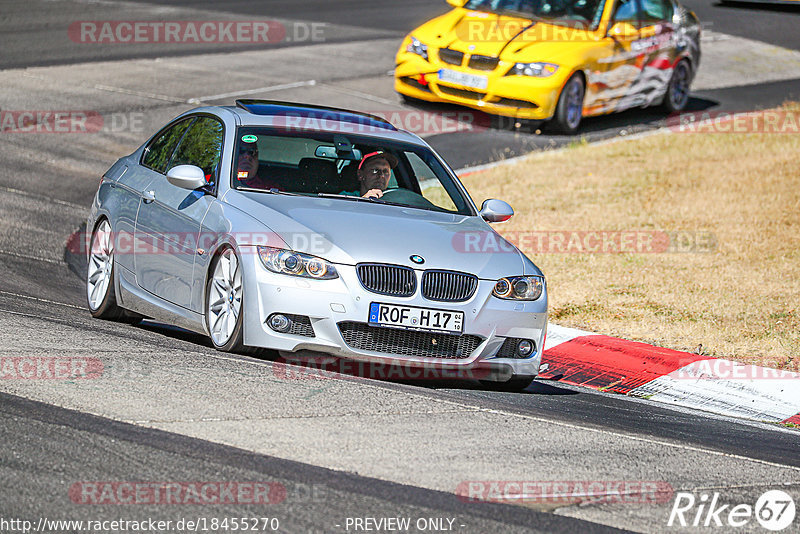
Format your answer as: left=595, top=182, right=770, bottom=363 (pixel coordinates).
left=362, top=189, right=384, bottom=199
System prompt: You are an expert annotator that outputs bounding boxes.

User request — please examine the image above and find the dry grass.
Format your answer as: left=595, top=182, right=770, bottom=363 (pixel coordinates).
left=461, top=104, right=800, bottom=369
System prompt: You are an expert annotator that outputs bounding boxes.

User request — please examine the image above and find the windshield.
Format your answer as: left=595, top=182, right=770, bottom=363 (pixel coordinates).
left=464, top=0, right=607, bottom=29
left=232, top=128, right=474, bottom=216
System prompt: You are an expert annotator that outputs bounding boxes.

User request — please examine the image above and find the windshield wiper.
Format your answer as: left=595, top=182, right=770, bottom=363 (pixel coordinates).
left=238, top=187, right=302, bottom=196
left=316, top=193, right=386, bottom=203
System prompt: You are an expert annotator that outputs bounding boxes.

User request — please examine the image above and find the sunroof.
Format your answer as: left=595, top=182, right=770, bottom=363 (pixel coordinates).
left=235, top=100, right=398, bottom=131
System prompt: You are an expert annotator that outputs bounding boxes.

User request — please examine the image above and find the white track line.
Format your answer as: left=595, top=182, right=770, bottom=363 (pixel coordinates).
left=0, top=186, right=88, bottom=211
left=0, top=289, right=84, bottom=310
left=93, top=84, right=187, bottom=103
left=0, top=250, right=65, bottom=266
left=189, top=80, right=317, bottom=104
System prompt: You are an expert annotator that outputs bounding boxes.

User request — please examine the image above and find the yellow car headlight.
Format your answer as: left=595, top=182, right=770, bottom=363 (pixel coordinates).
left=507, top=62, right=559, bottom=77
left=406, top=36, right=429, bottom=61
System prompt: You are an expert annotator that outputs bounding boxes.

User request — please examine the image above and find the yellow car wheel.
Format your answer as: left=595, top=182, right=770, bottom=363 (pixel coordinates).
left=662, top=60, right=692, bottom=114
left=547, top=73, right=585, bottom=135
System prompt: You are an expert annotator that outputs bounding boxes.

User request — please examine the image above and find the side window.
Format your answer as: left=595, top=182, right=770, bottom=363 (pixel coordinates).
left=169, top=117, right=224, bottom=183
left=142, top=118, right=193, bottom=173
left=641, top=0, right=673, bottom=23
left=612, top=0, right=641, bottom=24
left=404, top=151, right=459, bottom=213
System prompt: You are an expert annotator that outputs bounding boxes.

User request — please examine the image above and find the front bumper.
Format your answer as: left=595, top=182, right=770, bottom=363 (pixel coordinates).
left=240, top=248, right=547, bottom=380
left=395, top=51, right=570, bottom=120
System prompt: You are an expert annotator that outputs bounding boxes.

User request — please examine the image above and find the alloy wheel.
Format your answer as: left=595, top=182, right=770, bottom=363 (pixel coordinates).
left=207, top=248, right=243, bottom=346
left=87, top=220, right=113, bottom=311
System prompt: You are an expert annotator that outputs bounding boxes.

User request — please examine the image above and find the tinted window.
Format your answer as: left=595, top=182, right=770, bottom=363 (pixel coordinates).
left=641, top=0, right=673, bottom=22
left=142, top=118, right=193, bottom=173
left=169, top=117, right=224, bottom=182
left=613, top=0, right=640, bottom=23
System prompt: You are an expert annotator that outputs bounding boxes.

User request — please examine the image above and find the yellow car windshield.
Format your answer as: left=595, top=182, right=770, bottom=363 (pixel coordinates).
left=464, top=0, right=607, bottom=30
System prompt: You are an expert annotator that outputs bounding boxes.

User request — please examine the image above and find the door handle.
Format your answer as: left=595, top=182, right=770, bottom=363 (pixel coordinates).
left=142, top=190, right=156, bottom=203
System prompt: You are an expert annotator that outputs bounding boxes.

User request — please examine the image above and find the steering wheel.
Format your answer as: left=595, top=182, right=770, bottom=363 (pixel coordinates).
left=380, top=188, right=439, bottom=210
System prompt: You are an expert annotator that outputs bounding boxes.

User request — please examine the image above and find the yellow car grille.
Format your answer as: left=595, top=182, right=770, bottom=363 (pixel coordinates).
left=437, top=85, right=486, bottom=101
left=467, top=55, right=500, bottom=71
left=438, top=48, right=465, bottom=66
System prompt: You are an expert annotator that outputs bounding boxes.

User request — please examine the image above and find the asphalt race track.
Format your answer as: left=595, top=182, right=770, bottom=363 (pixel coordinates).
left=1, top=1, right=800, bottom=533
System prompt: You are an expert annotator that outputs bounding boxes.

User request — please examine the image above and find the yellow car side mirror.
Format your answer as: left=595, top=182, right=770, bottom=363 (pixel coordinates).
left=609, top=21, right=639, bottom=39
left=446, top=0, right=468, bottom=7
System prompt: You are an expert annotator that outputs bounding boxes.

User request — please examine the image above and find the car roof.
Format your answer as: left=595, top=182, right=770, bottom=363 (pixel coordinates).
left=190, top=100, right=425, bottom=145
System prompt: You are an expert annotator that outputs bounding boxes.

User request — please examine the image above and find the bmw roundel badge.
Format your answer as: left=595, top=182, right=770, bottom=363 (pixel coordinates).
left=410, top=255, right=425, bottom=264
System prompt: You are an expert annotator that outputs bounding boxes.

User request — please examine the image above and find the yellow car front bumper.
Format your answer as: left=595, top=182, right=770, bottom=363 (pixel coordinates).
left=395, top=52, right=572, bottom=121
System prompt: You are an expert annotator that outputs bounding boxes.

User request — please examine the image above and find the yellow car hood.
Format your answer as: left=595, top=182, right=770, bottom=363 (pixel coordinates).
left=414, top=9, right=601, bottom=63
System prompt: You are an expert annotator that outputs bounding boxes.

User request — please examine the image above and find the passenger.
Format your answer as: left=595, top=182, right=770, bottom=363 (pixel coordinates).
left=341, top=151, right=398, bottom=199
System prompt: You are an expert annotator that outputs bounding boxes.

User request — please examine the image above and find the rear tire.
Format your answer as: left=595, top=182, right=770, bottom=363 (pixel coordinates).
left=205, top=246, right=245, bottom=353
left=661, top=60, right=691, bottom=113
left=480, top=376, right=535, bottom=392
left=86, top=219, right=141, bottom=324
left=547, top=73, right=585, bottom=135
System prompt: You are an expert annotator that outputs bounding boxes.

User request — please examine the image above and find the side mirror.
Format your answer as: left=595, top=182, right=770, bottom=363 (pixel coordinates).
left=480, top=199, right=514, bottom=223
left=446, top=0, right=468, bottom=6
left=166, top=165, right=207, bottom=190
left=608, top=21, right=639, bottom=39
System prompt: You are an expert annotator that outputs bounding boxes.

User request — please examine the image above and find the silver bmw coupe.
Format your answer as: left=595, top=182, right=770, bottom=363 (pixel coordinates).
left=86, top=100, right=547, bottom=390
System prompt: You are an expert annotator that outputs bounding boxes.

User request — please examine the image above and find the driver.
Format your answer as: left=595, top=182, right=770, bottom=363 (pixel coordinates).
left=343, top=151, right=398, bottom=199
left=236, top=137, right=279, bottom=190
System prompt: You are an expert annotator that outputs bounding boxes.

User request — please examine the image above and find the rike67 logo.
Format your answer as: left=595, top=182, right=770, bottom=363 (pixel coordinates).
left=668, top=490, right=796, bottom=531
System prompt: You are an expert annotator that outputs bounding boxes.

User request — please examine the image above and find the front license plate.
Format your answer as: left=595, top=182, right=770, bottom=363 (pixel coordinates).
left=438, top=68, right=489, bottom=90
left=369, top=302, right=464, bottom=334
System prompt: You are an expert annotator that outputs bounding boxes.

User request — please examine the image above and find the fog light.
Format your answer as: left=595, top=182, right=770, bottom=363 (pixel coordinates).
left=268, top=313, right=291, bottom=333
left=517, top=339, right=533, bottom=357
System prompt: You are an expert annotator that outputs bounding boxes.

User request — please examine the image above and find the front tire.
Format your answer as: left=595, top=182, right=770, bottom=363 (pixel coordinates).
left=547, top=73, right=585, bottom=135
left=87, top=219, right=140, bottom=323
left=661, top=60, right=691, bottom=113
left=205, top=246, right=245, bottom=352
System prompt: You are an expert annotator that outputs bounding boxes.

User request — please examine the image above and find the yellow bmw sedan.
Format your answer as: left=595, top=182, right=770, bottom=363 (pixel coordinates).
left=395, top=0, right=701, bottom=133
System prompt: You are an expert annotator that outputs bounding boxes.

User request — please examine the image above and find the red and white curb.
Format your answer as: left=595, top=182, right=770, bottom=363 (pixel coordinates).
left=542, top=324, right=800, bottom=425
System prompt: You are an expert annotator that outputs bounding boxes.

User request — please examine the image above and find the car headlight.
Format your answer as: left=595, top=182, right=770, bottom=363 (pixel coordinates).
left=507, top=62, right=559, bottom=77
left=406, top=36, right=429, bottom=60
left=493, top=276, right=544, bottom=300
left=257, top=246, right=338, bottom=280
